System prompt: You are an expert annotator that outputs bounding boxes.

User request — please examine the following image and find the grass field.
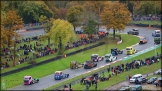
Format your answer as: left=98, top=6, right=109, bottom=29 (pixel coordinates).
left=1, top=34, right=139, bottom=89
left=45, top=47, right=161, bottom=90
left=1, top=34, right=107, bottom=73
left=131, top=20, right=161, bottom=26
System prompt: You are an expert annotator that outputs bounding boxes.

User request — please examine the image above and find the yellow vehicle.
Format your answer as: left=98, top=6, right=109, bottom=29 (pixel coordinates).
left=126, top=47, right=137, bottom=55
left=70, top=61, right=83, bottom=69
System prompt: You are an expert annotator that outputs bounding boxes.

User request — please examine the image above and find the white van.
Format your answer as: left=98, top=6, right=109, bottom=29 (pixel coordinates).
left=129, top=74, right=142, bottom=83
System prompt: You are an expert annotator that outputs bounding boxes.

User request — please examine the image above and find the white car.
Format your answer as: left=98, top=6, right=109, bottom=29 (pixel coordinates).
left=129, top=74, right=142, bottom=83
left=104, top=54, right=117, bottom=62
left=154, top=69, right=162, bottom=75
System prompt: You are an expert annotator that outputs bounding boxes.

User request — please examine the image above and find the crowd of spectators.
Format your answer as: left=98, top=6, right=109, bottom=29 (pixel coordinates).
left=133, top=15, right=161, bottom=21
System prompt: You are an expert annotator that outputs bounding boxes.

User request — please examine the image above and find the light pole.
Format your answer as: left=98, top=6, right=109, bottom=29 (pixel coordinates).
left=154, top=42, right=157, bottom=56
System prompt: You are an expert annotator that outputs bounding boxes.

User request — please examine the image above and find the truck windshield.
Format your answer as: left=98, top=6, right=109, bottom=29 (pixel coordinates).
left=126, top=48, right=130, bottom=50
left=105, top=56, right=110, bottom=58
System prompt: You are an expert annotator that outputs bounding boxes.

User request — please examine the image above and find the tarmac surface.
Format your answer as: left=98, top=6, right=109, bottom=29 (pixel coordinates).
left=9, top=26, right=161, bottom=90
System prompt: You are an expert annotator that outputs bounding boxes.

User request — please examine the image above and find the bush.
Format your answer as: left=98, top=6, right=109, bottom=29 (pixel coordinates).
left=28, top=60, right=36, bottom=64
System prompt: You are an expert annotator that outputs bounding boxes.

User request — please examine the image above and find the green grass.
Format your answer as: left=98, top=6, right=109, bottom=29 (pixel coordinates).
left=1, top=34, right=139, bottom=89
left=45, top=47, right=161, bottom=90
left=1, top=34, right=102, bottom=73
left=131, top=20, right=161, bottom=26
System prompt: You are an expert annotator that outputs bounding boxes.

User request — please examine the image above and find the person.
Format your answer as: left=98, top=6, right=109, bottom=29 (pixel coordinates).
left=95, top=83, right=97, bottom=90
left=69, top=83, right=71, bottom=89
left=126, top=75, right=129, bottom=80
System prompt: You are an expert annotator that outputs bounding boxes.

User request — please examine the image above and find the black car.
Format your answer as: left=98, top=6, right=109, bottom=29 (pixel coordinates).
left=127, top=28, right=139, bottom=35
left=147, top=77, right=157, bottom=84
left=138, top=77, right=148, bottom=83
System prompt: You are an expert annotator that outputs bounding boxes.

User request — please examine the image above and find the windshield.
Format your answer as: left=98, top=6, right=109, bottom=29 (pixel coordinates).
left=131, top=87, right=136, bottom=90
left=55, top=73, right=60, bottom=75
left=105, top=56, right=110, bottom=58
left=132, top=77, right=136, bottom=79
left=126, top=48, right=131, bottom=50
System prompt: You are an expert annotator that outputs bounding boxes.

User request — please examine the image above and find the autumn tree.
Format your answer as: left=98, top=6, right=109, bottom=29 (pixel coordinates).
left=2, top=10, right=23, bottom=66
left=135, top=1, right=161, bottom=15
left=48, top=19, right=75, bottom=54
left=39, top=15, right=55, bottom=47
left=101, top=2, right=131, bottom=39
left=66, top=5, right=84, bottom=30
left=82, top=19, right=97, bottom=38
left=57, top=8, right=67, bottom=20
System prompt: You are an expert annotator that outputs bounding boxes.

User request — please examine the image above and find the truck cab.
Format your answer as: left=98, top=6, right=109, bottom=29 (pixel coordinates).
left=126, top=47, right=137, bottom=55
left=152, top=30, right=161, bottom=37
left=24, top=76, right=33, bottom=85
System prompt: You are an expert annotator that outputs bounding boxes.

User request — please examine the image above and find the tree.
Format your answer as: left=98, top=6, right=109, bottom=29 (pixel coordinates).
left=57, top=8, right=67, bottom=20
left=2, top=10, right=23, bottom=66
left=101, top=2, right=131, bottom=39
left=135, top=1, right=161, bottom=15
left=48, top=19, right=75, bottom=54
left=18, top=1, right=54, bottom=23
left=66, top=5, right=84, bottom=30
left=39, top=15, right=55, bottom=47
left=82, top=19, right=97, bottom=38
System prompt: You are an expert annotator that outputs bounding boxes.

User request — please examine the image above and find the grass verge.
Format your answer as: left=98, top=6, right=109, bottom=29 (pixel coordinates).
left=131, top=20, right=161, bottom=26
left=45, top=47, right=161, bottom=90
left=2, top=34, right=138, bottom=89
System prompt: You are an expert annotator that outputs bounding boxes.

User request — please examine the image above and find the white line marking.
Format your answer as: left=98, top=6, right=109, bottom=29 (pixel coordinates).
left=124, top=57, right=128, bottom=58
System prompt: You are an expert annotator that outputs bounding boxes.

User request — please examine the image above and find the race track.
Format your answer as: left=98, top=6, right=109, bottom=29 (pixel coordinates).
left=10, top=26, right=160, bottom=90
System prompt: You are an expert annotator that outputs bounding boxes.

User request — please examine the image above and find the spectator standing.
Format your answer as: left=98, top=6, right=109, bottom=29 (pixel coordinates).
left=69, top=83, right=71, bottom=89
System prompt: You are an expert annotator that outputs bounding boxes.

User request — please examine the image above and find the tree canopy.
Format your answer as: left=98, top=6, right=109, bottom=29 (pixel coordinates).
left=48, top=19, right=75, bottom=54
left=101, top=2, right=131, bottom=39
left=66, top=5, right=84, bottom=30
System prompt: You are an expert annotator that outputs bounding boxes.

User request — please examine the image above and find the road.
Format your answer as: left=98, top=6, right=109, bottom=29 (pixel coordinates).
left=10, top=26, right=160, bottom=90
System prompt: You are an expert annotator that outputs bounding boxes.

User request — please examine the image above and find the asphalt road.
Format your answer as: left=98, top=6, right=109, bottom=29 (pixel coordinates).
left=10, top=26, right=160, bottom=90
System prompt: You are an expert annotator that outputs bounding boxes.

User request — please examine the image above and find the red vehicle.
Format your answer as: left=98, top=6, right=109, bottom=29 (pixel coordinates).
left=91, top=54, right=104, bottom=62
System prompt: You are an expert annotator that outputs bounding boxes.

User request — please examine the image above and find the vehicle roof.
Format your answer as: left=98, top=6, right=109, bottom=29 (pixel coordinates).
left=133, top=74, right=142, bottom=77
left=105, top=54, right=111, bottom=56
left=133, top=28, right=139, bottom=30
left=55, top=71, right=62, bottom=73
left=134, top=85, right=142, bottom=88
left=126, top=47, right=132, bottom=48
left=155, top=30, right=160, bottom=32
left=92, top=54, right=99, bottom=56
left=24, top=76, right=31, bottom=78
left=71, top=61, right=77, bottom=63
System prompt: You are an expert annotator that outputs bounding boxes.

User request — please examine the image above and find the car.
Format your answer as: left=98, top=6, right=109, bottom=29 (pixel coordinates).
left=139, top=37, right=147, bottom=44
left=84, top=60, right=97, bottom=69
left=130, top=85, right=142, bottom=91
left=127, top=28, right=139, bottom=35
left=147, top=77, right=157, bottom=84
left=130, top=74, right=142, bottom=83
left=126, top=47, right=137, bottom=55
left=54, top=71, right=69, bottom=80
left=137, top=77, right=148, bottom=84
left=154, top=69, right=162, bottom=75
left=70, top=61, right=83, bottom=69
left=91, top=54, right=104, bottom=62
left=111, top=48, right=123, bottom=56
left=24, top=76, right=39, bottom=85
left=152, top=30, right=161, bottom=37
left=119, top=86, right=131, bottom=91
left=104, top=54, right=117, bottom=62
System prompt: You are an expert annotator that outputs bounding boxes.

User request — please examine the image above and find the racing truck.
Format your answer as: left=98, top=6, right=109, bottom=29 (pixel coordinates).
left=91, top=54, right=104, bottom=62
left=127, top=28, right=139, bottom=35
left=154, top=36, right=161, bottom=44
left=152, top=30, right=161, bottom=37
left=84, top=60, right=97, bottom=69
left=126, top=47, right=137, bottom=55
left=70, top=61, right=83, bottom=69
left=54, top=71, right=69, bottom=80
left=24, top=76, right=39, bottom=85
left=104, top=54, right=117, bottom=62
left=111, top=48, right=123, bottom=56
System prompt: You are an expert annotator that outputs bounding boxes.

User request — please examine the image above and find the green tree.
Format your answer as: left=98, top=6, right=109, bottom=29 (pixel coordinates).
left=39, top=15, right=55, bottom=47
left=82, top=19, right=97, bottom=38
left=101, top=2, right=131, bottom=39
left=66, top=5, right=84, bottom=30
left=49, top=19, right=75, bottom=54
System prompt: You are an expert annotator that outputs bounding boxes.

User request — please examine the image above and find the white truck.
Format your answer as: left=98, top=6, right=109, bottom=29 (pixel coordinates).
left=104, top=54, right=117, bottom=62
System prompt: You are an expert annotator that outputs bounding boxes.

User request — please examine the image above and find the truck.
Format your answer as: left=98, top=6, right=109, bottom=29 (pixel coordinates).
left=152, top=30, right=161, bottom=37
left=104, top=54, right=117, bottom=62
left=24, top=76, right=39, bottom=85
left=84, top=60, right=97, bottom=69
left=126, top=47, right=137, bottom=55
left=154, top=36, right=161, bottom=44
left=54, top=71, right=69, bottom=80
left=70, top=61, right=83, bottom=69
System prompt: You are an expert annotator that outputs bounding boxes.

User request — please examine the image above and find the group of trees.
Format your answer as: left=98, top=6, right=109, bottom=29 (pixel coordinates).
left=1, top=1, right=161, bottom=56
